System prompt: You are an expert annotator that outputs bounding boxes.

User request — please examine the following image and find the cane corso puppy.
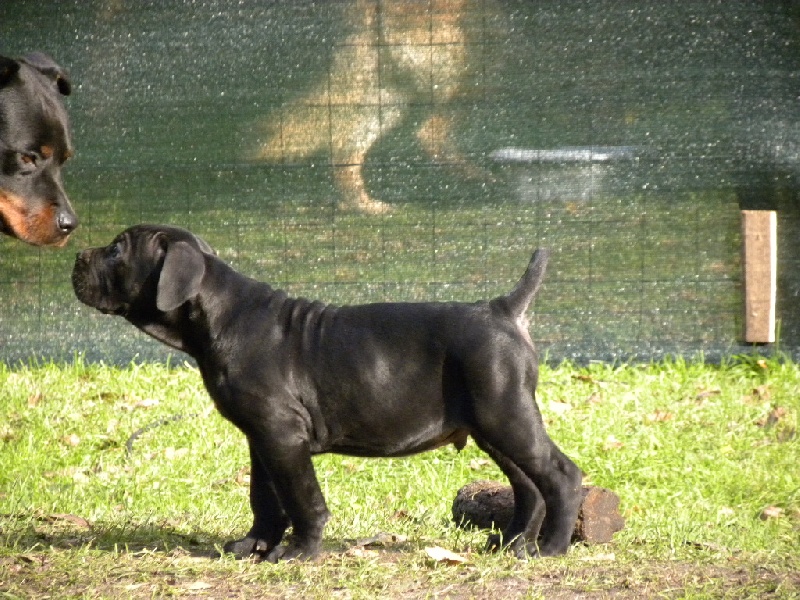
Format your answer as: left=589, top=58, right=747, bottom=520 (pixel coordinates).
left=0, top=53, right=77, bottom=246
left=72, top=225, right=582, bottom=562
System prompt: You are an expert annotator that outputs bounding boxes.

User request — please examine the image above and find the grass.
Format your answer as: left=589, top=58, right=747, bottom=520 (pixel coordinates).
left=1, top=356, right=799, bottom=598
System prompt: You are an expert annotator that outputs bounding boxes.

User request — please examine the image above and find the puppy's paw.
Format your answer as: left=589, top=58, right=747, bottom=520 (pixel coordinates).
left=484, top=533, right=532, bottom=559
left=264, top=540, right=321, bottom=563
left=222, top=536, right=274, bottom=560
left=484, top=533, right=502, bottom=553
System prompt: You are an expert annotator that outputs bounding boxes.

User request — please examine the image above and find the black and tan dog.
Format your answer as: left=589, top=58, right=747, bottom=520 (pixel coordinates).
left=0, top=52, right=77, bottom=247
left=72, top=224, right=582, bottom=562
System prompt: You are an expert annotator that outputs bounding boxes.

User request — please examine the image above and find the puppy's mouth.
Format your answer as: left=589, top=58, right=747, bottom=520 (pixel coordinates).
left=99, top=306, right=128, bottom=316
left=71, top=258, right=129, bottom=317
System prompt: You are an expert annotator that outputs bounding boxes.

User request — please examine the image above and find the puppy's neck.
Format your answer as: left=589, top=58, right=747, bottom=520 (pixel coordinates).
left=133, top=256, right=272, bottom=362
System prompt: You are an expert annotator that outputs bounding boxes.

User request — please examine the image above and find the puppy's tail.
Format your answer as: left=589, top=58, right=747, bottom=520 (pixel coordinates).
left=491, top=248, right=550, bottom=317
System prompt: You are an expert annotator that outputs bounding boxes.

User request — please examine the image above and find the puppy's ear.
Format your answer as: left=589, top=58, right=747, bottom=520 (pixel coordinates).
left=156, top=241, right=206, bottom=312
left=0, top=57, right=20, bottom=87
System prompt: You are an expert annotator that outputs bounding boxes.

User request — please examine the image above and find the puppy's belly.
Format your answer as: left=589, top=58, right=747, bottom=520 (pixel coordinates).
left=328, top=427, right=469, bottom=458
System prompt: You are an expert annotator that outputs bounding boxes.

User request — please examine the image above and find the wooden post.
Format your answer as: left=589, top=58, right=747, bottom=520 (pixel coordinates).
left=741, top=210, right=777, bottom=343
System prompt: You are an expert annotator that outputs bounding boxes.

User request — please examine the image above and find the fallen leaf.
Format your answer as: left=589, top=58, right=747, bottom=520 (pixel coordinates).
left=756, top=406, right=787, bottom=428
left=602, top=435, right=624, bottom=451
left=578, top=552, right=616, bottom=562
left=760, top=506, right=784, bottom=520
left=346, top=546, right=379, bottom=559
left=164, top=447, right=189, bottom=460
left=27, top=392, right=43, bottom=407
left=695, top=388, right=721, bottom=401
left=548, top=401, right=572, bottom=415
left=134, top=398, right=160, bottom=409
left=646, top=409, right=674, bottom=423
left=234, top=466, right=251, bottom=486
left=354, top=532, right=408, bottom=547
left=181, top=581, right=213, bottom=591
left=753, top=384, right=771, bottom=401
left=61, top=434, right=80, bottom=447
left=469, top=458, right=491, bottom=470
left=424, top=546, right=468, bottom=565
left=45, top=513, right=92, bottom=529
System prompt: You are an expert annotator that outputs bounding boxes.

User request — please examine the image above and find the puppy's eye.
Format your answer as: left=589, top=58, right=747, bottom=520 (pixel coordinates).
left=107, top=243, right=122, bottom=260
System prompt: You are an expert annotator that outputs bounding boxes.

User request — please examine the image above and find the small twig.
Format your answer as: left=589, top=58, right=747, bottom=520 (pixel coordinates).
left=125, top=413, right=197, bottom=457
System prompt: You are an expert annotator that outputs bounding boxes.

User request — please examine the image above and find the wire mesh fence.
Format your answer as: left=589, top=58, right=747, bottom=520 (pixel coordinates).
left=1, top=0, right=799, bottom=364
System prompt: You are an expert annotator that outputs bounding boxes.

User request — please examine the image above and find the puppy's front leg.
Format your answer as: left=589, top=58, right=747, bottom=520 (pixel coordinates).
left=251, top=429, right=331, bottom=563
left=223, top=441, right=290, bottom=560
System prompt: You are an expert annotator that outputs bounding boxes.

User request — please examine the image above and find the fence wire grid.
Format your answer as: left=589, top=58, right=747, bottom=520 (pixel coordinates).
left=1, top=0, right=799, bottom=364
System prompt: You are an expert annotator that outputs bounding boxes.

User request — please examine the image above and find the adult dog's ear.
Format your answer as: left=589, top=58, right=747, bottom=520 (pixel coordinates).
left=19, top=52, right=71, bottom=95
left=157, top=241, right=206, bottom=312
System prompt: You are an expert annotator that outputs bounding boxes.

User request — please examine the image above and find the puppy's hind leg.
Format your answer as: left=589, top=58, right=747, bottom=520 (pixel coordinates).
left=489, top=424, right=582, bottom=557
left=472, top=385, right=582, bottom=557
left=472, top=436, right=545, bottom=558
left=532, top=443, right=583, bottom=557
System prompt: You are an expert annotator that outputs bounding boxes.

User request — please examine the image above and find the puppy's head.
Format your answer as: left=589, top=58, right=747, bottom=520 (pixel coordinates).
left=0, top=53, right=78, bottom=247
left=72, top=225, right=215, bottom=320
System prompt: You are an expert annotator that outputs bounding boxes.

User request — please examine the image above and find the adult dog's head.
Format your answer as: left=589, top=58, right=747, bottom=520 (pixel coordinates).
left=0, top=53, right=77, bottom=246
left=71, top=224, right=215, bottom=323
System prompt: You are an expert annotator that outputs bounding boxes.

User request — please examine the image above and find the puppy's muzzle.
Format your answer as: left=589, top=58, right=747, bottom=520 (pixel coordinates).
left=71, top=251, right=115, bottom=312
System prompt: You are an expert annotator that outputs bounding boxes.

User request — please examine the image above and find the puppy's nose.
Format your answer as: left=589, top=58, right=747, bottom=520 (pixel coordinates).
left=57, top=210, right=79, bottom=234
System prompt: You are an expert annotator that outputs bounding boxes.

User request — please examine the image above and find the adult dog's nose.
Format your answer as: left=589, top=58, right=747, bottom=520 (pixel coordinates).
left=57, top=208, right=78, bottom=234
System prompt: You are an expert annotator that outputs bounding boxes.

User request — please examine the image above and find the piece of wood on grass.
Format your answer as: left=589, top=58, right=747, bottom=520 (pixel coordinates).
left=452, top=480, right=625, bottom=545
left=741, top=209, right=777, bottom=343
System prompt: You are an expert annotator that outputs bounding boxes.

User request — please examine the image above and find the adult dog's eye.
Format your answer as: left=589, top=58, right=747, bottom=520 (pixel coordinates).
left=18, top=153, right=37, bottom=174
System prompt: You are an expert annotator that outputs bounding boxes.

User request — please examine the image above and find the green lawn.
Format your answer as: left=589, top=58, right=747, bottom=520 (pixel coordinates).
left=1, top=356, right=798, bottom=598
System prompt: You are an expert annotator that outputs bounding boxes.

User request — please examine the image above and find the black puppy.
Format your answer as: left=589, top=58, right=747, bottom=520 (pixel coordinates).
left=0, top=53, right=77, bottom=246
left=72, top=225, right=582, bottom=561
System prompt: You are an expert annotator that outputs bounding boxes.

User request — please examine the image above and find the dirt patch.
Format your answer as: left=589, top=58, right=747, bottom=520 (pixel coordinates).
left=2, top=551, right=798, bottom=599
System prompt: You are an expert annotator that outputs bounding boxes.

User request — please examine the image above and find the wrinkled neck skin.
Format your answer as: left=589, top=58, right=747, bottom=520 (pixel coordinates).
left=126, top=257, right=252, bottom=362
left=125, top=256, right=323, bottom=376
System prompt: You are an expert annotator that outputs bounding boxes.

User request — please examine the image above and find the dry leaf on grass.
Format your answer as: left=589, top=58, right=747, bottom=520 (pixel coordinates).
left=756, top=406, right=787, bottom=428
left=646, top=409, right=674, bottom=423
left=695, top=388, right=721, bottom=401
left=354, top=532, right=408, bottom=548
left=602, top=435, right=624, bottom=451
left=424, top=546, right=468, bottom=565
left=578, top=552, right=616, bottom=562
left=134, top=398, right=160, bottom=409
left=45, top=513, right=92, bottom=529
left=181, top=581, right=213, bottom=591
left=760, top=506, right=784, bottom=520
left=61, top=434, right=80, bottom=447
left=547, top=400, right=572, bottom=415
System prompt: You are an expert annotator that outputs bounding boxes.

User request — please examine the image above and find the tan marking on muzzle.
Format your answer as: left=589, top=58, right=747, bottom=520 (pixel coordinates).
left=0, top=189, right=70, bottom=247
